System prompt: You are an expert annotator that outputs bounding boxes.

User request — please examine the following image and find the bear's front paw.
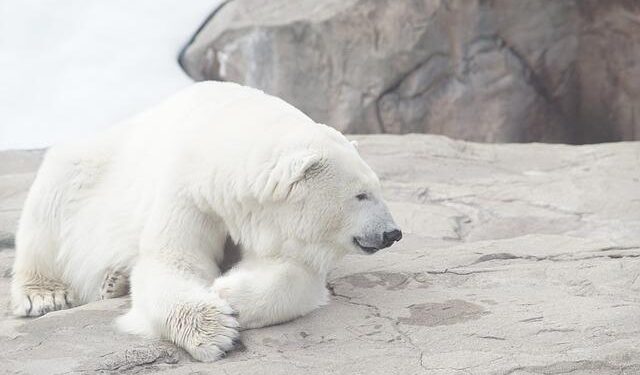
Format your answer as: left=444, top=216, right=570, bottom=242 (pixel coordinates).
left=12, top=274, right=75, bottom=317
left=166, top=300, right=240, bottom=362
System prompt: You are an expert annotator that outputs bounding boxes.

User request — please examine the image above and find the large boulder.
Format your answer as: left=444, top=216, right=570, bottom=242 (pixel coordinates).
left=577, top=0, right=640, bottom=142
left=181, top=0, right=640, bottom=143
left=2, top=136, right=640, bottom=374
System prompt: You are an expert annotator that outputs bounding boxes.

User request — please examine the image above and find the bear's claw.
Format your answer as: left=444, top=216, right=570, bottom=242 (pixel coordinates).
left=166, top=301, right=240, bottom=362
left=12, top=275, right=74, bottom=317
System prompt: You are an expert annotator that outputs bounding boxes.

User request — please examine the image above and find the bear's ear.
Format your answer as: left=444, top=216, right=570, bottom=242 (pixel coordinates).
left=290, top=152, right=324, bottom=183
left=257, top=151, right=324, bottom=202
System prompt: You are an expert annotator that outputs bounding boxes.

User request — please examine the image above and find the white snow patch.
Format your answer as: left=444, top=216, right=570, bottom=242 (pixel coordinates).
left=0, top=0, right=221, bottom=150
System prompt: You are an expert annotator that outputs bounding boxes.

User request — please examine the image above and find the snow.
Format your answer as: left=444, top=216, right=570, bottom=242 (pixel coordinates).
left=0, top=0, right=221, bottom=150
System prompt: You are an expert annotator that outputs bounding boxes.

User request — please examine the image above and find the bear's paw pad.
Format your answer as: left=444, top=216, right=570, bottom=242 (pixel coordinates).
left=100, top=269, right=129, bottom=300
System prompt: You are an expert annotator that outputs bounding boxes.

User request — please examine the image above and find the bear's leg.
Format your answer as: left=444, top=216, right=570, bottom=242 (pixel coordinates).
left=11, top=272, right=74, bottom=317
left=11, top=201, right=74, bottom=317
left=117, top=198, right=238, bottom=362
left=213, top=258, right=329, bottom=329
left=100, top=268, right=129, bottom=300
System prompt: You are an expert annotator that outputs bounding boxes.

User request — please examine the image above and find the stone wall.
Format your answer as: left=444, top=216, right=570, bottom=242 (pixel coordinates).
left=180, top=0, right=640, bottom=143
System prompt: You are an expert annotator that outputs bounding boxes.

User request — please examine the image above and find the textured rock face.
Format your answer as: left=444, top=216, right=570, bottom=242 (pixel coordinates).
left=2, top=136, right=640, bottom=374
left=181, top=0, right=640, bottom=143
left=578, top=1, right=640, bottom=142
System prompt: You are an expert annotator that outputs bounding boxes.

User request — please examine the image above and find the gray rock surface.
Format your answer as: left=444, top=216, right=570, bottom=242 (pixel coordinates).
left=0, top=150, right=43, bottom=250
left=181, top=0, right=640, bottom=144
left=2, top=135, right=640, bottom=374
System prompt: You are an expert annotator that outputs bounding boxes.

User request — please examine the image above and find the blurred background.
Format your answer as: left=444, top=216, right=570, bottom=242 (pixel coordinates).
left=2, top=0, right=640, bottom=149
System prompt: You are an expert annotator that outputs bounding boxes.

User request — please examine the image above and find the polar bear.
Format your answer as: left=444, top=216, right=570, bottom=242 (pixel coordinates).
left=11, top=81, right=402, bottom=361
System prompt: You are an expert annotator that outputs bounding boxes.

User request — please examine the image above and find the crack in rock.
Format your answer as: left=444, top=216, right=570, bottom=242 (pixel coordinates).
left=95, top=344, right=184, bottom=373
left=502, top=360, right=640, bottom=375
left=327, top=285, right=428, bottom=371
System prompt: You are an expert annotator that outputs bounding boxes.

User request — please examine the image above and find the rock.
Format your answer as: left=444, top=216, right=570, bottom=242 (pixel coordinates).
left=0, top=233, right=13, bottom=250
left=0, top=150, right=43, bottom=251
left=181, top=0, right=640, bottom=143
left=2, top=135, right=640, bottom=374
left=577, top=1, right=640, bottom=142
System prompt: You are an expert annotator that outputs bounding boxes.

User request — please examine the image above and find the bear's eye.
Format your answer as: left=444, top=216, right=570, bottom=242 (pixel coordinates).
left=356, top=193, right=369, bottom=201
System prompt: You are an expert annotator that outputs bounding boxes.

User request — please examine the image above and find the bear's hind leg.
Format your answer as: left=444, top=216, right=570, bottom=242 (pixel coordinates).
left=12, top=223, right=75, bottom=317
left=12, top=272, right=75, bottom=317
left=10, top=145, right=93, bottom=317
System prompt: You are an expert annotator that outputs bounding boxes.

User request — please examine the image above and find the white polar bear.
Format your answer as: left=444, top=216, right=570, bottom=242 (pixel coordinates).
left=11, top=81, right=402, bottom=361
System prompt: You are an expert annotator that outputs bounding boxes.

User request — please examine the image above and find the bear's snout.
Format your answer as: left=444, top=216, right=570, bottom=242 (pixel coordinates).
left=354, top=228, right=402, bottom=254
left=382, top=229, right=402, bottom=248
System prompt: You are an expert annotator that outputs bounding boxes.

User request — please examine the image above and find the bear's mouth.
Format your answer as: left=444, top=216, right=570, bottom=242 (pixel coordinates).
left=353, top=237, right=379, bottom=254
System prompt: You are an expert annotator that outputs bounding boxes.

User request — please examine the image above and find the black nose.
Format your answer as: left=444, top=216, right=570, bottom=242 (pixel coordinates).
left=382, top=229, right=402, bottom=248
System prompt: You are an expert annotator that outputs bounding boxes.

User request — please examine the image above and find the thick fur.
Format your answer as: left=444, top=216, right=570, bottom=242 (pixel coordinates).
left=11, top=82, right=399, bottom=361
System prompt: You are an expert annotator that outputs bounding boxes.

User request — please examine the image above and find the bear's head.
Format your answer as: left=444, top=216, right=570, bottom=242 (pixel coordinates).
left=257, top=133, right=402, bottom=263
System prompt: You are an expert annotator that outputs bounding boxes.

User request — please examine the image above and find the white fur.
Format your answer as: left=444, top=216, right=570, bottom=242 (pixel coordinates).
left=11, top=81, right=399, bottom=361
